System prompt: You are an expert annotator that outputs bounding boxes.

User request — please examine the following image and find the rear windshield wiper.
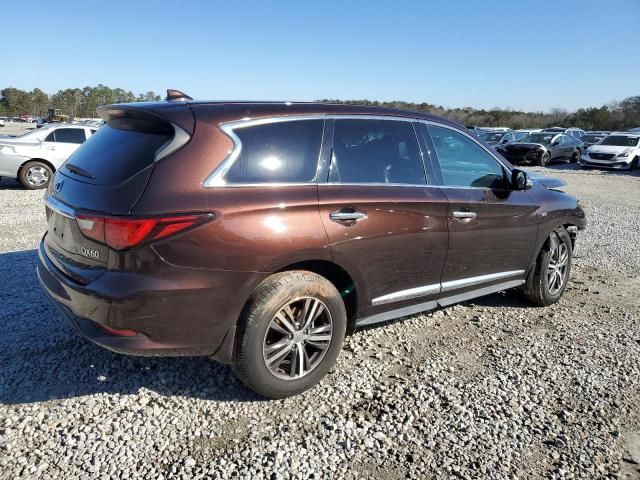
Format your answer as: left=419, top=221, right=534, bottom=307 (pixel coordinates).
left=65, top=163, right=95, bottom=180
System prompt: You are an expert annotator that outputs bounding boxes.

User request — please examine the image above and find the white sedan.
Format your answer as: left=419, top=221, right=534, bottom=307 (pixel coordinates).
left=0, top=124, right=97, bottom=189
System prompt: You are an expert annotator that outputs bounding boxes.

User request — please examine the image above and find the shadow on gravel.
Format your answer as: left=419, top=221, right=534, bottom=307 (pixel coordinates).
left=0, top=177, right=25, bottom=190
left=0, top=249, right=261, bottom=405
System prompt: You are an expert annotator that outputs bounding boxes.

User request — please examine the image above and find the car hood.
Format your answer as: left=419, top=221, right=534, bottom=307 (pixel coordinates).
left=588, top=145, right=636, bottom=154
left=527, top=171, right=567, bottom=190
left=504, top=142, right=546, bottom=150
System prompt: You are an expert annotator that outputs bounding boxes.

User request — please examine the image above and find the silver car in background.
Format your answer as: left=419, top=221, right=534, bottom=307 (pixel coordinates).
left=0, top=124, right=96, bottom=189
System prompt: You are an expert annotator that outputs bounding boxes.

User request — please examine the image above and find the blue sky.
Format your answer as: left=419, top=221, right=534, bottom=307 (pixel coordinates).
left=2, top=0, right=638, bottom=112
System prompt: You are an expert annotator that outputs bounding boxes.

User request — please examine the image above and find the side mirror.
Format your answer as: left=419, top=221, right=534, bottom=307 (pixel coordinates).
left=551, top=141, right=559, bottom=147
left=511, top=169, right=530, bottom=190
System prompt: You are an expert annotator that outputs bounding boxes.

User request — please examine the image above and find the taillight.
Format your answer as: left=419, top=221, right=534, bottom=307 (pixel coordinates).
left=76, top=213, right=212, bottom=250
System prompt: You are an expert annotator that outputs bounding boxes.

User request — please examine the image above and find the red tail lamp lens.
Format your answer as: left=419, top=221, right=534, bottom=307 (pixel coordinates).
left=76, top=213, right=211, bottom=250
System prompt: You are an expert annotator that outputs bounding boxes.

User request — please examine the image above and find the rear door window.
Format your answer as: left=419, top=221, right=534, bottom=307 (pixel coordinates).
left=427, top=124, right=507, bottom=189
left=224, top=120, right=324, bottom=184
left=53, top=128, right=86, bottom=144
left=62, top=118, right=173, bottom=185
left=330, top=119, right=425, bottom=185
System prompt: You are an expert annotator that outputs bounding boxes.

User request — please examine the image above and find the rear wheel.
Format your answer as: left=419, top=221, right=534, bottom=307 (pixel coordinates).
left=521, top=228, right=572, bottom=306
left=19, top=160, right=52, bottom=189
left=233, top=271, right=347, bottom=399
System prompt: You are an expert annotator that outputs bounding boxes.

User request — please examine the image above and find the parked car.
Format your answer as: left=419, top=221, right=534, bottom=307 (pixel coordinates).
left=628, top=127, right=640, bottom=133
left=581, top=132, right=640, bottom=170
left=0, top=118, right=5, bottom=127
left=497, top=132, right=582, bottom=166
left=580, top=133, right=607, bottom=150
left=37, top=93, right=586, bottom=398
left=542, top=127, right=586, bottom=140
left=0, top=124, right=96, bottom=189
left=477, top=130, right=518, bottom=146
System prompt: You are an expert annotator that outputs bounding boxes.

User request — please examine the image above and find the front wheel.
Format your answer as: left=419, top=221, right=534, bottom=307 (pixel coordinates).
left=539, top=152, right=551, bottom=166
left=19, top=160, right=53, bottom=189
left=233, top=271, right=347, bottom=399
left=521, top=228, right=572, bottom=306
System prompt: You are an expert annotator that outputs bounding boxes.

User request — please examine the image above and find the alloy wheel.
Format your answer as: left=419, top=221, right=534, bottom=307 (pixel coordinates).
left=26, top=166, right=49, bottom=187
left=262, top=297, right=333, bottom=380
left=547, top=243, right=569, bottom=295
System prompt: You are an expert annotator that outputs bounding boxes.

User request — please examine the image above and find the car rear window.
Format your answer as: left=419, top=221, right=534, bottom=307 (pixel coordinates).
left=63, top=118, right=173, bottom=185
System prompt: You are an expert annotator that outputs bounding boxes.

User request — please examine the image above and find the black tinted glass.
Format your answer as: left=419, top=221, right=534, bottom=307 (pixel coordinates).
left=44, top=131, right=55, bottom=142
left=54, top=128, right=86, bottom=144
left=330, top=119, right=425, bottom=185
left=63, top=118, right=173, bottom=186
left=225, top=120, right=323, bottom=184
left=428, top=125, right=506, bottom=189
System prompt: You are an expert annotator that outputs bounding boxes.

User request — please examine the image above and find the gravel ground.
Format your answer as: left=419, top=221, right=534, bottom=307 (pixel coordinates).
left=0, top=166, right=639, bottom=479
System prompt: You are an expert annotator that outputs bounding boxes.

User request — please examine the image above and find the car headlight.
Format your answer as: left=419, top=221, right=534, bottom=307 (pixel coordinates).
left=617, top=151, right=629, bottom=157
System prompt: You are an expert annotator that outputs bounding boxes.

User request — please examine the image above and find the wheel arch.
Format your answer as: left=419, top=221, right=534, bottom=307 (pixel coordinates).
left=275, top=259, right=359, bottom=330
left=19, top=157, right=57, bottom=175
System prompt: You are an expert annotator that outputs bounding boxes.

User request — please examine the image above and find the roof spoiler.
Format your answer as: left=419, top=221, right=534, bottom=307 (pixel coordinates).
left=165, top=89, right=193, bottom=102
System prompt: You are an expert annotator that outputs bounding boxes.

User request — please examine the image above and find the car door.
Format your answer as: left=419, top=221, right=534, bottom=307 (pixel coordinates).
left=418, top=122, right=537, bottom=303
left=317, top=117, right=449, bottom=323
left=42, top=127, right=87, bottom=168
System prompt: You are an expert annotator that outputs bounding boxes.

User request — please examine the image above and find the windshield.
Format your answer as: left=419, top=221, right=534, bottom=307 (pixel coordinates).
left=520, top=133, right=555, bottom=145
left=513, top=132, right=527, bottom=141
left=599, top=135, right=639, bottom=147
left=478, top=132, right=504, bottom=142
left=581, top=135, right=604, bottom=143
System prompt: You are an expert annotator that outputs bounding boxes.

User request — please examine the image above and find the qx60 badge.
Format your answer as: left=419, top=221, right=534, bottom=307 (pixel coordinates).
left=80, top=246, right=100, bottom=259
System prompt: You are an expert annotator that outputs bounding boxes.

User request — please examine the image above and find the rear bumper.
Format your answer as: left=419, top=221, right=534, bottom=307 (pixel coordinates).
left=37, top=235, right=265, bottom=361
left=0, top=151, right=27, bottom=178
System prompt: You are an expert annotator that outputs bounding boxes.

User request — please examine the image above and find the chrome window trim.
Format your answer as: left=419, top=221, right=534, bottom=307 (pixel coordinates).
left=44, top=193, right=75, bottom=219
left=203, top=114, right=421, bottom=188
left=322, top=182, right=437, bottom=188
left=155, top=122, right=191, bottom=162
left=369, top=270, right=525, bottom=306
left=417, top=120, right=513, bottom=174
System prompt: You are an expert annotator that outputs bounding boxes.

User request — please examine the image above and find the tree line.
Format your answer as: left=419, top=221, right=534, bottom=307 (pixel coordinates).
left=320, top=97, right=640, bottom=131
left=0, top=85, right=162, bottom=119
left=1, top=85, right=638, bottom=130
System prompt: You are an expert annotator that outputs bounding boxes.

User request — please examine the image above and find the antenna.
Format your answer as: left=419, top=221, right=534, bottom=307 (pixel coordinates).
left=165, top=89, right=193, bottom=102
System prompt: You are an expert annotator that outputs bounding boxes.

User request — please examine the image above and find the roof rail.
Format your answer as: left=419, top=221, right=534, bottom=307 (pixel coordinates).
left=165, top=89, right=193, bottom=102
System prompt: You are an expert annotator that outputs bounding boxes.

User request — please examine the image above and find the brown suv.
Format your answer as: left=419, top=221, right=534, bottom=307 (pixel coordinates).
left=37, top=91, right=586, bottom=398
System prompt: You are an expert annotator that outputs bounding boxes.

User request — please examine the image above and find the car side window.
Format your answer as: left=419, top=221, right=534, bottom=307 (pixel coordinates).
left=330, top=119, right=425, bottom=185
left=54, top=128, right=86, bottom=144
left=224, top=119, right=323, bottom=184
left=427, top=124, right=507, bottom=189
left=44, top=131, right=55, bottom=142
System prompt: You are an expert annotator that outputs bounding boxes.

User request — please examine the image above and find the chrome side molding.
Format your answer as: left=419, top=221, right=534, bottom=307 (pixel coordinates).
left=371, top=270, right=525, bottom=306
left=44, top=193, right=75, bottom=219
left=357, top=278, right=526, bottom=327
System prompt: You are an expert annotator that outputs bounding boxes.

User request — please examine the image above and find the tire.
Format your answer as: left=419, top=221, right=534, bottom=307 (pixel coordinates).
left=539, top=152, right=551, bottom=166
left=521, top=228, right=572, bottom=306
left=570, top=150, right=580, bottom=164
left=19, top=160, right=53, bottom=190
left=233, top=271, right=347, bottom=399
left=631, top=156, right=639, bottom=170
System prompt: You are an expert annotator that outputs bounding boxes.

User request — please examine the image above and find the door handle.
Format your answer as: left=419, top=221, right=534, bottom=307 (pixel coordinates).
left=330, top=209, right=367, bottom=223
left=452, top=211, right=477, bottom=219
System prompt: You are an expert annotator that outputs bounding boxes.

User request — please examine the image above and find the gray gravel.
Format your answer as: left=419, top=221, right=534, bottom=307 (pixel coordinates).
left=1, top=167, right=639, bottom=480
